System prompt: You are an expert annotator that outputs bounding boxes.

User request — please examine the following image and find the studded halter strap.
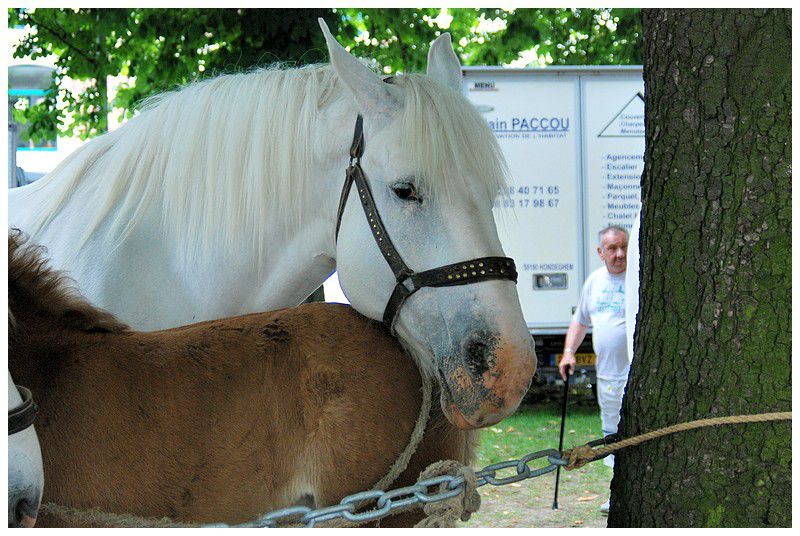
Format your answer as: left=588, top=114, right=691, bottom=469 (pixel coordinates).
left=9, top=385, right=38, bottom=435
left=335, top=114, right=518, bottom=333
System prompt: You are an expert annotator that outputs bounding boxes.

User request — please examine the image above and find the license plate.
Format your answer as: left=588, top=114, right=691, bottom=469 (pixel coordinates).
left=556, top=353, right=596, bottom=366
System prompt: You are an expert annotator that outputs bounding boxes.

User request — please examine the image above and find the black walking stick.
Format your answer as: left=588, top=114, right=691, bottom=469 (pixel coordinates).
left=552, top=368, right=571, bottom=510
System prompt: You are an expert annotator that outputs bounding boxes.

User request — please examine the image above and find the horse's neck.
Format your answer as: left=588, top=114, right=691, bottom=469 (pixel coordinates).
left=14, top=173, right=341, bottom=331
left=150, top=189, right=341, bottom=322
left=242, top=218, right=338, bottom=312
left=8, top=312, right=76, bottom=384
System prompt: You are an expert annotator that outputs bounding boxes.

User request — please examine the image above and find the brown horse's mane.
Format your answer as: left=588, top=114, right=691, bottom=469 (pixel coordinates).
left=8, top=229, right=128, bottom=334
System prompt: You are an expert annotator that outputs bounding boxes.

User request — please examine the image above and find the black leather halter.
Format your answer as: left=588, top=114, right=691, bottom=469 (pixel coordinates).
left=335, top=114, right=518, bottom=333
left=9, top=385, right=38, bottom=435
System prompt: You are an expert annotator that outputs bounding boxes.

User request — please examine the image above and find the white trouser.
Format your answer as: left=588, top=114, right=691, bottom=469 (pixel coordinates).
left=596, top=377, right=627, bottom=468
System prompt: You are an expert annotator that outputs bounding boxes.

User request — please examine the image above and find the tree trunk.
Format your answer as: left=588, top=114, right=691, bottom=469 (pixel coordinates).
left=609, top=9, right=791, bottom=527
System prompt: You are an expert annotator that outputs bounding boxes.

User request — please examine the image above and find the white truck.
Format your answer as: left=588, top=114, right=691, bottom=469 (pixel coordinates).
left=461, top=66, right=644, bottom=392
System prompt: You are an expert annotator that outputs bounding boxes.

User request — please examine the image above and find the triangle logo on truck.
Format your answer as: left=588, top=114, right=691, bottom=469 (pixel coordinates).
left=598, top=92, right=645, bottom=138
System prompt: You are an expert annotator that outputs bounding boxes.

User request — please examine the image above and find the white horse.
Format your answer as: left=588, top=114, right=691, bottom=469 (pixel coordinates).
left=8, top=20, right=535, bottom=429
left=8, top=371, right=44, bottom=528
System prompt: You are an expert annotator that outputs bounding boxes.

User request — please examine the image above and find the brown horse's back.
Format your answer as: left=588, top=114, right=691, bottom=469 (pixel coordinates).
left=17, top=302, right=470, bottom=527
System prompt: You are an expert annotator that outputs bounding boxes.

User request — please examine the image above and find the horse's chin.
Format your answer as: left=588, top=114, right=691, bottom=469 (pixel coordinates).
left=436, top=367, right=520, bottom=430
left=19, top=514, right=37, bottom=528
left=436, top=372, right=483, bottom=430
left=439, top=393, right=479, bottom=430
left=399, top=335, right=509, bottom=430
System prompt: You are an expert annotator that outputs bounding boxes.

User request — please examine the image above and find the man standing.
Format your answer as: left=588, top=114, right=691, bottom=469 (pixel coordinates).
left=559, top=225, right=630, bottom=515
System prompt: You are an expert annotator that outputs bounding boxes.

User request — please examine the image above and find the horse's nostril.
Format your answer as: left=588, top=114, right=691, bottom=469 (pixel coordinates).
left=12, top=498, right=37, bottom=528
left=9, top=499, right=24, bottom=528
left=466, top=339, right=490, bottom=377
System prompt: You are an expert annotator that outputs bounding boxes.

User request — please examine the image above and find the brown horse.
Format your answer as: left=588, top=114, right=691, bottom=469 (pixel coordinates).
left=8, top=231, right=475, bottom=527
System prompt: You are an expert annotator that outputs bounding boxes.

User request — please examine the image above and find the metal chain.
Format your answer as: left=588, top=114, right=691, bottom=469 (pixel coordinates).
left=43, top=411, right=786, bottom=528
left=215, top=409, right=791, bottom=528
left=212, top=447, right=575, bottom=528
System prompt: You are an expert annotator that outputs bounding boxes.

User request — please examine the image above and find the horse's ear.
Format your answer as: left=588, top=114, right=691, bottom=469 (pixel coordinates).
left=427, top=33, right=462, bottom=93
left=319, top=18, right=401, bottom=120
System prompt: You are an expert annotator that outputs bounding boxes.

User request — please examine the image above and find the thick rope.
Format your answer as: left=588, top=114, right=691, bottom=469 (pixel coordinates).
left=563, top=411, right=792, bottom=470
left=38, top=504, right=195, bottom=528
left=413, top=461, right=481, bottom=527
left=294, top=370, right=433, bottom=528
left=36, top=367, right=433, bottom=529
left=372, top=369, right=432, bottom=491
left=39, top=406, right=789, bottom=526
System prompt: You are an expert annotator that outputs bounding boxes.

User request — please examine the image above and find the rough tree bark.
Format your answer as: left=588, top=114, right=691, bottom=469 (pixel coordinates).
left=609, top=9, right=791, bottom=527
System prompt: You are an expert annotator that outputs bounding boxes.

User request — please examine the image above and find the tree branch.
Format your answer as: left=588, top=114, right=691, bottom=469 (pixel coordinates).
left=26, top=11, right=101, bottom=69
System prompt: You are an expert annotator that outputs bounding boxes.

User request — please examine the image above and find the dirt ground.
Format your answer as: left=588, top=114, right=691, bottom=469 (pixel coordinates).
left=462, top=461, right=613, bottom=528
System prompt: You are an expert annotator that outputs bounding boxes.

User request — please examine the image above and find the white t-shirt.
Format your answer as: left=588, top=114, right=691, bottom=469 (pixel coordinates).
left=574, top=267, right=630, bottom=381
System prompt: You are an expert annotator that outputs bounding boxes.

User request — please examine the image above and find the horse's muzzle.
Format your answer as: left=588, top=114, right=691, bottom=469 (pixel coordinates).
left=438, top=337, right=536, bottom=429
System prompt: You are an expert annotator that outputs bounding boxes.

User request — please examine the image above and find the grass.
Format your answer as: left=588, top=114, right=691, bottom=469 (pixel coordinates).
left=462, top=397, right=614, bottom=528
left=474, top=400, right=608, bottom=467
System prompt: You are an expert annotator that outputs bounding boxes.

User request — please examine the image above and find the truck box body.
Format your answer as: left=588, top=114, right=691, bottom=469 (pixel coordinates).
left=461, top=66, right=644, bottom=388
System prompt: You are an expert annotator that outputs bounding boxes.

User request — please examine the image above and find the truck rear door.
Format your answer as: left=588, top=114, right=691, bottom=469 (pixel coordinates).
left=462, top=69, right=583, bottom=332
left=580, top=74, right=645, bottom=276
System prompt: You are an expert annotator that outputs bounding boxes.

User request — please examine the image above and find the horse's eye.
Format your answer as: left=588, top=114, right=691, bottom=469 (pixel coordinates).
left=392, top=183, right=422, bottom=203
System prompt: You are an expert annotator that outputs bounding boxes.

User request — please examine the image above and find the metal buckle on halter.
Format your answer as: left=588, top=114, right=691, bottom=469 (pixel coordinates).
left=9, top=385, right=38, bottom=435
left=400, top=277, right=416, bottom=294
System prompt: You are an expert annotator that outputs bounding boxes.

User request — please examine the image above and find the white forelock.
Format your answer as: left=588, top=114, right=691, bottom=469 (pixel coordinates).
left=25, top=63, right=508, bottom=268
left=392, top=73, right=509, bottom=208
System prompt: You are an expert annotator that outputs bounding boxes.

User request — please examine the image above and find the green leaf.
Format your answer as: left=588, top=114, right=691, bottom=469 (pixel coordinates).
left=8, top=8, right=641, bottom=141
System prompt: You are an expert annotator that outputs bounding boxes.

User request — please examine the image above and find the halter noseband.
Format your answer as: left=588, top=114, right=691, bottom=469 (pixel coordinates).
left=9, top=384, right=38, bottom=435
left=335, top=114, right=518, bottom=333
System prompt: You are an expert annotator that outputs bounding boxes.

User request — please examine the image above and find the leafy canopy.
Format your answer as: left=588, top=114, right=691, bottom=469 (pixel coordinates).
left=9, top=8, right=641, bottom=142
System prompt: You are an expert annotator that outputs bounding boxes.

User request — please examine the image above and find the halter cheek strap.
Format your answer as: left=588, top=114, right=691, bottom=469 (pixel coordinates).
left=335, top=114, right=518, bottom=333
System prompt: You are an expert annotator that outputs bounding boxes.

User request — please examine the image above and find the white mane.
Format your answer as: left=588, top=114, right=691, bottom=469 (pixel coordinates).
left=26, top=63, right=508, bottom=266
